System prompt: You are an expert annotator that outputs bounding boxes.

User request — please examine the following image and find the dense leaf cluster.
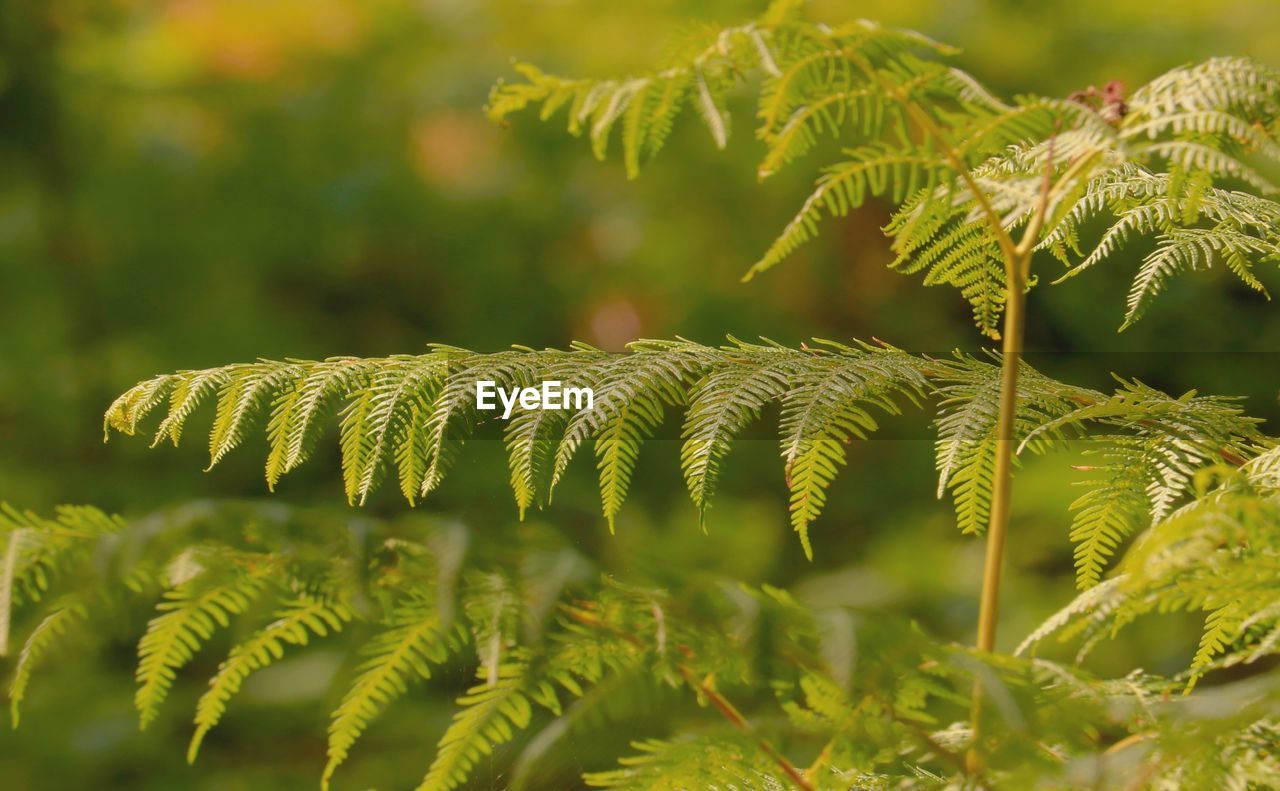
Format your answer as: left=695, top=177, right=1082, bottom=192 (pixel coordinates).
left=490, top=4, right=1280, bottom=336
left=2, top=501, right=1277, bottom=788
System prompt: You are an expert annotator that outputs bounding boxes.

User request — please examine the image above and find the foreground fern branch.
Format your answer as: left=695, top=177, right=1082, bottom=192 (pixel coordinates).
left=105, top=339, right=1268, bottom=574
left=3, top=500, right=1277, bottom=788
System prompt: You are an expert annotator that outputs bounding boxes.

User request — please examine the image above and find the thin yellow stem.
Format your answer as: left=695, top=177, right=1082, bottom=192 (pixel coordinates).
left=966, top=250, right=1027, bottom=772
left=976, top=260, right=1027, bottom=656
left=0, top=528, right=25, bottom=658
left=965, top=134, right=1077, bottom=770
left=564, top=605, right=815, bottom=791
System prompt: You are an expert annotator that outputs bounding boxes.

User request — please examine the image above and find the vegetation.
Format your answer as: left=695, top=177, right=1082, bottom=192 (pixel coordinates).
left=3, top=1, right=1279, bottom=788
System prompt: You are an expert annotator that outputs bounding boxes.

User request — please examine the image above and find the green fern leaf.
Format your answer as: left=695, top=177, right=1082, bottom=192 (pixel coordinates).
left=779, top=342, right=928, bottom=556
left=8, top=596, right=88, bottom=727
left=418, top=660, right=535, bottom=791
left=189, top=594, right=353, bottom=762
left=136, top=567, right=269, bottom=730
left=323, top=594, right=467, bottom=788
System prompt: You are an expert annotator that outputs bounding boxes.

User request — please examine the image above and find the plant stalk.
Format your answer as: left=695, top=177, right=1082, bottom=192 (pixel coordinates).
left=967, top=253, right=1029, bottom=771
left=976, top=261, right=1028, bottom=653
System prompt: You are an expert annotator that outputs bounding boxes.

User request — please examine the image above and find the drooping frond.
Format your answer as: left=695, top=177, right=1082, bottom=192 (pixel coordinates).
left=8, top=596, right=87, bottom=727
left=1019, top=379, right=1267, bottom=587
left=1121, top=227, right=1277, bottom=328
left=106, top=339, right=937, bottom=554
left=885, top=194, right=1008, bottom=337
left=489, top=8, right=1022, bottom=313
left=505, top=346, right=614, bottom=518
left=776, top=341, right=929, bottom=556
left=554, top=341, right=716, bottom=531
left=264, top=358, right=372, bottom=490
left=1022, top=455, right=1280, bottom=687
left=745, top=145, right=948, bottom=281
left=417, top=659, right=537, bottom=791
left=463, top=571, right=522, bottom=688
left=4, top=501, right=1277, bottom=789
left=507, top=670, right=678, bottom=791
left=208, top=361, right=307, bottom=470
left=135, top=560, right=271, bottom=730
left=338, top=355, right=447, bottom=506
left=189, top=593, right=353, bottom=762
left=107, top=341, right=1267, bottom=564
left=323, top=593, right=468, bottom=788
left=932, top=354, right=1101, bottom=534
left=0, top=504, right=126, bottom=657
left=680, top=340, right=801, bottom=525
left=419, top=584, right=671, bottom=791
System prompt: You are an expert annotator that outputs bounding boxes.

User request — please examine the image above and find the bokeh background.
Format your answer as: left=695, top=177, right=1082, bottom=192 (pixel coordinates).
left=2, top=0, right=1278, bottom=787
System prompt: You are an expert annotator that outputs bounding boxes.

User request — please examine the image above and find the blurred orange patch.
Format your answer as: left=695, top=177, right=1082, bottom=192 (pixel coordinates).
left=158, top=0, right=367, bottom=79
left=409, top=111, right=500, bottom=193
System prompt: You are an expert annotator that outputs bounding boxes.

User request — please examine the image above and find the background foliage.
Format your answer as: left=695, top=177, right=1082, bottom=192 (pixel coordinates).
left=2, top=0, right=1279, bottom=788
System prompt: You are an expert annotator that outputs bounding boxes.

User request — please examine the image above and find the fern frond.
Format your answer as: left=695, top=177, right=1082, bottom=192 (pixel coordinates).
left=585, top=731, right=789, bottom=790
left=1123, top=227, right=1278, bottom=328
left=746, top=146, right=947, bottom=281
left=323, top=593, right=467, bottom=788
left=265, top=358, right=373, bottom=490
left=1023, top=378, right=1266, bottom=585
left=339, top=356, right=446, bottom=505
left=680, top=340, right=801, bottom=525
left=464, top=571, right=522, bottom=688
left=552, top=341, right=716, bottom=530
left=208, top=361, right=305, bottom=470
left=885, top=197, right=1006, bottom=336
left=135, top=564, right=270, bottom=730
left=933, top=355, right=1099, bottom=534
left=6, top=501, right=1276, bottom=789
left=419, top=655, right=555, bottom=788
left=488, top=19, right=777, bottom=174
left=1135, top=140, right=1276, bottom=193
left=8, top=596, right=88, bottom=726
left=508, top=670, right=675, bottom=791
left=418, top=660, right=536, bottom=791
left=0, top=504, right=126, bottom=655
left=502, top=350, right=611, bottom=517
left=1024, top=458, right=1280, bottom=678
left=420, top=347, right=553, bottom=498
left=1065, top=444, right=1154, bottom=589
left=153, top=367, right=234, bottom=448
left=778, top=341, right=929, bottom=556
left=109, top=341, right=1266, bottom=566
left=488, top=6, right=1280, bottom=334
left=1129, top=57, right=1280, bottom=120
left=1015, top=577, right=1126, bottom=657
left=189, top=593, right=353, bottom=762
left=1188, top=603, right=1243, bottom=690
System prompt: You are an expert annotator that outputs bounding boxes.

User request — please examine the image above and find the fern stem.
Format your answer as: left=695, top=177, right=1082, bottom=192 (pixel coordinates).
left=565, top=605, right=815, bottom=791
left=967, top=252, right=1028, bottom=771
left=674, top=657, right=815, bottom=791
left=0, top=529, right=22, bottom=657
left=966, top=129, right=1065, bottom=768
left=976, top=265, right=1026, bottom=654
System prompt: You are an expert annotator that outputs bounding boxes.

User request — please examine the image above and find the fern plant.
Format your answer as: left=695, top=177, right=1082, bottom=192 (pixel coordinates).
left=4, top=501, right=1277, bottom=788
left=6, top=1, right=1280, bottom=787
left=488, top=0, right=1280, bottom=666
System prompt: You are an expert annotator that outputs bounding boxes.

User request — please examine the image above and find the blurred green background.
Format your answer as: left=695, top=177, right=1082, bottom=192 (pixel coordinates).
left=2, top=0, right=1278, bottom=787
